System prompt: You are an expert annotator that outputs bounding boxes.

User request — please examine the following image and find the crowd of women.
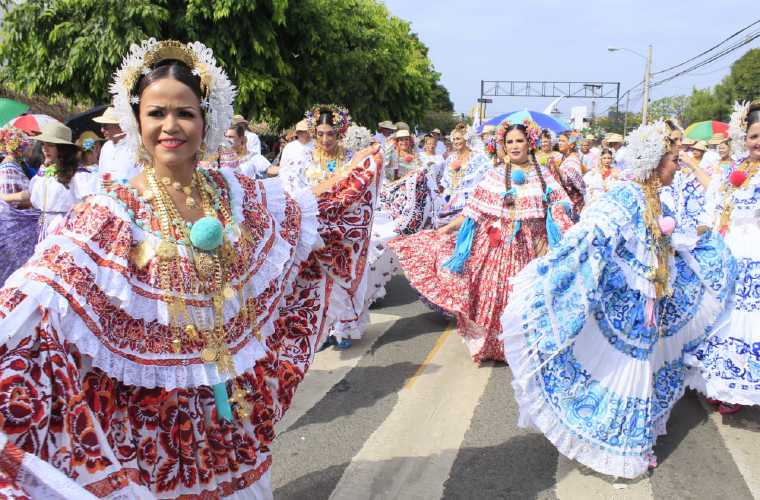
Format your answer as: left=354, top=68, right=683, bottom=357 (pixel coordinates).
left=0, top=38, right=757, bottom=498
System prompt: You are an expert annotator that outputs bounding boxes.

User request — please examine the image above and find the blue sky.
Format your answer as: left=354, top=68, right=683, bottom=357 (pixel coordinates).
left=382, top=0, right=759, bottom=121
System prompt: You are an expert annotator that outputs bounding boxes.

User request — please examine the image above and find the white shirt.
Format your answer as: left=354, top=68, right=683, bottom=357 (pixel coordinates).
left=613, top=146, right=627, bottom=170
left=239, top=154, right=271, bottom=179
left=279, top=140, right=313, bottom=170
left=30, top=169, right=99, bottom=240
left=98, top=139, right=141, bottom=183
left=278, top=141, right=317, bottom=193
left=245, top=131, right=261, bottom=156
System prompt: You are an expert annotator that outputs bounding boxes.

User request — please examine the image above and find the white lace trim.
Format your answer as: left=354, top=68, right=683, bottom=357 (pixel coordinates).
left=1, top=174, right=322, bottom=390
left=500, top=237, right=727, bottom=478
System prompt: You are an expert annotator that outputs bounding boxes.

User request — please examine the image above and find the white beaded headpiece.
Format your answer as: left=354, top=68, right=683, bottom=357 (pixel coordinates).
left=110, top=38, right=236, bottom=162
left=622, top=120, right=670, bottom=182
left=728, top=101, right=750, bottom=159
left=341, top=124, right=372, bottom=152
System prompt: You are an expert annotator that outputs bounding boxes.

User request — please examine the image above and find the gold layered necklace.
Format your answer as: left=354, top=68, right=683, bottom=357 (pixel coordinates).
left=717, top=159, right=760, bottom=233
left=141, top=163, right=254, bottom=420
left=638, top=178, right=672, bottom=299
left=450, top=151, right=469, bottom=189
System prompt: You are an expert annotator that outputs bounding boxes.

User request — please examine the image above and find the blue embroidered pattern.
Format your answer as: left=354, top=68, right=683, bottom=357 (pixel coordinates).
left=510, top=182, right=736, bottom=460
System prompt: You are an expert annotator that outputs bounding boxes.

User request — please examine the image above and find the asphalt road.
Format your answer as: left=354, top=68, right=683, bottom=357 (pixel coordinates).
left=272, top=275, right=760, bottom=500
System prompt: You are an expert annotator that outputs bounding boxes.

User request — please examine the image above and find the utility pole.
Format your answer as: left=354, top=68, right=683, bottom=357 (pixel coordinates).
left=623, top=92, right=630, bottom=138
left=641, top=45, right=653, bottom=124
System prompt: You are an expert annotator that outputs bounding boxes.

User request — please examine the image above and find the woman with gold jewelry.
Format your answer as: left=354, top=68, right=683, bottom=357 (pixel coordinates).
left=0, top=39, right=381, bottom=499
left=278, top=104, right=357, bottom=194
left=687, top=100, right=760, bottom=415
left=582, top=148, right=621, bottom=206
left=434, top=123, right=491, bottom=228
left=500, top=120, right=736, bottom=478
left=390, top=119, right=574, bottom=364
left=279, top=109, right=381, bottom=350
left=548, top=131, right=586, bottom=216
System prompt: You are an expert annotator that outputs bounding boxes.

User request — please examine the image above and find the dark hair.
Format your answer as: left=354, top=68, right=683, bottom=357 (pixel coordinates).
left=52, top=143, right=79, bottom=187
left=502, top=124, right=548, bottom=208
left=318, top=110, right=335, bottom=127
left=130, top=60, right=205, bottom=126
left=748, top=102, right=760, bottom=131
left=600, top=148, right=614, bottom=157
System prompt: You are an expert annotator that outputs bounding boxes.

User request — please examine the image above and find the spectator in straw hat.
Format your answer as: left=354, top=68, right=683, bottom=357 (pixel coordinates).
left=275, top=119, right=313, bottom=178
left=604, top=133, right=626, bottom=169
left=94, top=106, right=141, bottom=184
left=579, top=134, right=599, bottom=174
left=374, top=120, right=396, bottom=147
left=708, top=132, right=735, bottom=178
left=75, top=130, right=105, bottom=171
left=29, top=122, right=100, bottom=240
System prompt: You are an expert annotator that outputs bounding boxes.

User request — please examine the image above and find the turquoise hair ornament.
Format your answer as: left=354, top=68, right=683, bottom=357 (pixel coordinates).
left=189, top=216, right=224, bottom=251
left=511, top=169, right=527, bottom=185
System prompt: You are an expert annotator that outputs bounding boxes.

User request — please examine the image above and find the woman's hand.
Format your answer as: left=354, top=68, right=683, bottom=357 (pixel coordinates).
left=312, top=143, right=382, bottom=196
left=1, top=190, right=30, bottom=206
left=437, top=215, right=465, bottom=235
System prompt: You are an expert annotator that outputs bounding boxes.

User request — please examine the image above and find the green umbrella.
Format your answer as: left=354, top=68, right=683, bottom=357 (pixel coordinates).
left=0, top=98, right=29, bottom=127
left=684, top=120, right=728, bottom=141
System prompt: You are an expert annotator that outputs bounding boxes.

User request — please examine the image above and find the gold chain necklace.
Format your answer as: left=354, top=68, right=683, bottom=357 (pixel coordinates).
left=717, top=160, right=760, bottom=233
left=637, top=179, right=672, bottom=299
left=144, top=164, right=254, bottom=419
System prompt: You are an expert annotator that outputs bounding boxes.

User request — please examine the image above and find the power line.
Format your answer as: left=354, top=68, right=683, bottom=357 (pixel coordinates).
left=652, top=19, right=760, bottom=76
left=651, top=29, right=760, bottom=87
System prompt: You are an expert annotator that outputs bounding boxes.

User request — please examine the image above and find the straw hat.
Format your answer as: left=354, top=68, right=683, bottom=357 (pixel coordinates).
left=76, top=130, right=105, bottom=150
left=378, top=120, right=396, bottom=131
left=690, top=140, right=708, bottom=152
left=92, top=106, right=121, bottom=125
left=395, top=121, right=410, bottom=131
left=708, top=132, right=729, bottom=145
left=481, top=125, right=496, bottom=135
left=35, top=121, right=74, bottom=145
left=605, top=133, right=624, bottom=144
left=295, top=119, right=309, bottom=132
left=395, top=129, right=411, bottom=139
left=431, top=128, right=442, bottom=135
left=584, top=134, right=596, bottom=141
left=682, top=137, right=696, bottom=146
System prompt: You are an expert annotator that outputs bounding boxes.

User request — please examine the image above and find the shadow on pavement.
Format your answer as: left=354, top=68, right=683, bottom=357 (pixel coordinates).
left=372, top=274, right=423, bottom=310
left=442, top=435, right=560, bottom=499
left=286, top=361, right=442, bottom=431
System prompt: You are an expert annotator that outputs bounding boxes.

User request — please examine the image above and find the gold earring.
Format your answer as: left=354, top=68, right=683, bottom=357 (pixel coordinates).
left=195, top=143, right=207, bottom=163
left=136, top=143, right=152, bottom=165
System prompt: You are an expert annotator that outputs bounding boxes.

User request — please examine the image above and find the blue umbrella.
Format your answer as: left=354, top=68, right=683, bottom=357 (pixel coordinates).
left=477, top=112, right=516, bottom=133
left=502, top=110, right=571, bottom=133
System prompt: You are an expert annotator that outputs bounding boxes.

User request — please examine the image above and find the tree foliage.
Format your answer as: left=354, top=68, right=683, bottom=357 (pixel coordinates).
left=0, top=0, right=445, bottom=128
left=678, top=48, right=760, bottom=123
left=649, top=95, right=690, bottom=124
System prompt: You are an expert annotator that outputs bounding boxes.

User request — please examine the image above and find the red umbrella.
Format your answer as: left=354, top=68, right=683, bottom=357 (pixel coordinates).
left=11, top=114, right=56, bottom=134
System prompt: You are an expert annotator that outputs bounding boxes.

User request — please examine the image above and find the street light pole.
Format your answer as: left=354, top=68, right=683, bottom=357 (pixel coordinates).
left=608, top=45, right=652, bottom=125
left=624, top=92, right=630, bottom=138
left=641, top=45, right=652, bottom=124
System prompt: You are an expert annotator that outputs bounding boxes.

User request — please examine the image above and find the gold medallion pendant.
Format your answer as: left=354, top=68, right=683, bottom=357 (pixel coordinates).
left=130, top=239, right=156, bottom=269
left=200, top=347, right=218, bottom=363
left=194, top=251, right=216, bottom=281
left=156, top=240, right=178, bottom=260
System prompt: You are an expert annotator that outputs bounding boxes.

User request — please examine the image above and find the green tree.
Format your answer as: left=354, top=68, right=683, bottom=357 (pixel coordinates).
left=683, top=87, right=732, bottom=123
left=649, top=95, right=690, bottom=124
left=0, top=0, right=445, bottom=128
left=725, top=48, right=760, bottom=103
left=680, top=48, right=760, bottom=124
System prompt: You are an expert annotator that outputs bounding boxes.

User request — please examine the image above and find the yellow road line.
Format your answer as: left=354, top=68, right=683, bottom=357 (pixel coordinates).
left=403, top=321, right=455, bottom=391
